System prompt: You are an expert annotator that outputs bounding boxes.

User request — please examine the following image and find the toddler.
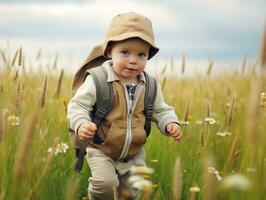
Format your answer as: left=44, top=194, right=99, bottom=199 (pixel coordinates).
left=67, top=12, right=182, bottom=200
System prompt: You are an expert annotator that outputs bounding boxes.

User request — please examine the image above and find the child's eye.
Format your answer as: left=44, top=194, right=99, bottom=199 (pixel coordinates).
left=138, top=53, right=147, bottom=58
left=121, top=50, right=129, bottom=56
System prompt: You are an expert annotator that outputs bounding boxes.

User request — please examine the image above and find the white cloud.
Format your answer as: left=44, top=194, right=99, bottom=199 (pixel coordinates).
left=0, top=0, right=263, bottom=70
left=0, top=0, right=181, bottom=30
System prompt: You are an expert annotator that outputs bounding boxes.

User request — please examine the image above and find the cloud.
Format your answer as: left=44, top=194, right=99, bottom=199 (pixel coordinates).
left=0, top=0, right=264, bottom=71
left=0, top=0, right=181, bottom=30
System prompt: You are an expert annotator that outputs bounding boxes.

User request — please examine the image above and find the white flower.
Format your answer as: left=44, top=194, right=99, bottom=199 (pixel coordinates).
left=132, top=179, right=152, bottom=190
left=205, top=117, right=216, bottom=125
left=48, top=142, right=69, bottom=156
left=216, top=175, right=223, bottom=181
left=130, top=166, right=154, bottom=175
left=216, top=131, right=231, bottom=137
left=208, top=167, right=222, bottom=181
left=128, top=174, right=152, bottom=190
left=47, top=147, right=53, bottom=153
left=208, top=167, right=216, bottom=173
left=221, top=174, right=251, bottom=191
left=260, top=92, right=266, bottom=107
left=7, top=115, right=20, bottom=126
left=179, top=120, right=190, bottom=125
left=190, top=186, right=200, bottom=192
left=127, top=166, right=154, bottom=198
left=129, top=165, right=154, bottom=192
left=128, top=175, right=143, bottom=184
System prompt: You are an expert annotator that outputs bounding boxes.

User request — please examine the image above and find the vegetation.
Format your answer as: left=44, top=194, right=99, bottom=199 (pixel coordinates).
left=0, top=29, right=265, bottom=199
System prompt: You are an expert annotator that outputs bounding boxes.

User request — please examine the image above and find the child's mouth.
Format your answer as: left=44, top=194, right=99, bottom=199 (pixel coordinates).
left=125, top=68, right=137, bottom=72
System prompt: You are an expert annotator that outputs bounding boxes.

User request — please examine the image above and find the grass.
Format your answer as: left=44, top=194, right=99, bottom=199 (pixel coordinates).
left=0, top=45, right=266, bottom=200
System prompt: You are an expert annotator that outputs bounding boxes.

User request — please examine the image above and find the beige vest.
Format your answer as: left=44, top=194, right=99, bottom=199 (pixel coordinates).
left=91, top=81, right=146, bottom=160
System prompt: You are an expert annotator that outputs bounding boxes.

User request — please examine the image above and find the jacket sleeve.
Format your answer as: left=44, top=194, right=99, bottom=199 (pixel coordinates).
left=152, top=81, right=180, bottom=135
left=67, top=75, right=96, bottom=133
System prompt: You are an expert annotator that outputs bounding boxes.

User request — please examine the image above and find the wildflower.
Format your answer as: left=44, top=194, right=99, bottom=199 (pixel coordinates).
left=216, top=174, right=223, bottom=181
left=130, top=166, right=154, bottom=175
left=179, top=120, right=190, bottom=126
left=48, top=142, right=69, bottom=156
left=47, top=147, right=53, bottom=153
left=216, top=131, right=231, bottom=137
left=128, top=165, right=154, bottom=193
left=260, top=92, right=266, bottom=107
left=187, top=115, right=193, bottom=121
left=132, top=179, right=152, bottom=190
left=190, top=186, right=200, bottom=192
left=208, top=167, right=216, bottom=173
left=7, top=115, right=20, bottom=126
left=221, top=173, right=251, bottom=191
left=205, top=117, right=216, bottom=125
left=208, top=167, right=222, bottom=181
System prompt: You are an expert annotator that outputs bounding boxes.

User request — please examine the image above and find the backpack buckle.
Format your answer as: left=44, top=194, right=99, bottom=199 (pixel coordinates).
left=146, top=104, right=154, bottom=119
left=94, top=106, right=107, bottom=122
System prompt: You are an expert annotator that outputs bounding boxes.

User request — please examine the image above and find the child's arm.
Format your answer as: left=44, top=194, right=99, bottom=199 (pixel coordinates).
left=77, top=121, right=97, bottom=141
left=67, top=75, right=97, bottom=135
left=166, top=122, right=183, bottom=141
left=152, top=82, right=181, bottom=137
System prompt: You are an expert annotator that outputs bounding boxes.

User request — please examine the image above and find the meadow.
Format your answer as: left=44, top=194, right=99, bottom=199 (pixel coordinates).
left=0, top=43, right=265, bottom=200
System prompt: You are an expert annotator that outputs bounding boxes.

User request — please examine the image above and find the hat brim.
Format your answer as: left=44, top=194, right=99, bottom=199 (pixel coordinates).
left=72, top=44, right=108, bottom=95
left=102, top=32, right=159, bottom=60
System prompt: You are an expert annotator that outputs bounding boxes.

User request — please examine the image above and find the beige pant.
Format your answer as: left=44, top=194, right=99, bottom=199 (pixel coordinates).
left=86, top=147, right=146, bottom=200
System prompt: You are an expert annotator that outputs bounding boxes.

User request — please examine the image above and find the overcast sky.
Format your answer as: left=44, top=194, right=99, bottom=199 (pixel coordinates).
left=0, top=0, right=265, bottom=73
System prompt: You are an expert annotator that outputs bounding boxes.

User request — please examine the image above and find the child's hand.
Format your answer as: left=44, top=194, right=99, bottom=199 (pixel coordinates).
left=166, top=123, right=183, bottom=142
left=77, top=121, right=97, bottom=141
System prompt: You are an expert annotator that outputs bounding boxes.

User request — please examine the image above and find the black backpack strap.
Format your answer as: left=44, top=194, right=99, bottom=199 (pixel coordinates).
left=75, top=66, right=113, bottom=172
left=143, top=72, right=157, bottom=137
left=89, top=66, right=114, bottom=138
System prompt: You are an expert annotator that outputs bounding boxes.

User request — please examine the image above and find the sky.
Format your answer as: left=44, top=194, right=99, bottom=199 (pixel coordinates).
left=0, top=0, right=265, bottom=74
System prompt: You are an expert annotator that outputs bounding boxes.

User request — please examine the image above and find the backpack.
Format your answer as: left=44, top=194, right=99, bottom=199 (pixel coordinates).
left=69, top=44, right=157, bottom=172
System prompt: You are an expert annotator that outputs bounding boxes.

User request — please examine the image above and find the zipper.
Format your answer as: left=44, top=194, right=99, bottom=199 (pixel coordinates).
left=118, top=84, right=142, bottom=160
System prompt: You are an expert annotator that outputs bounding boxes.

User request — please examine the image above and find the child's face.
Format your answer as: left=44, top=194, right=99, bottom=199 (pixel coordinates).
left=107, top=38, right=150, bottom=82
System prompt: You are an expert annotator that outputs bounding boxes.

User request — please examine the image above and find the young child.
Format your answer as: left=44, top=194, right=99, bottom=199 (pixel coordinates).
left=67, top=12, right=182, bottom=200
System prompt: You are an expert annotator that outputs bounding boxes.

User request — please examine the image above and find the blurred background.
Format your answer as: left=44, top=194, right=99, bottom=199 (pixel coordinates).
left=0, top=0, right=265, bottom=75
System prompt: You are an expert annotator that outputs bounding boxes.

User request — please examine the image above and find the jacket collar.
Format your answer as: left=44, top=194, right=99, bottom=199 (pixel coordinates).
left=103, top=60, right=146, bottom=84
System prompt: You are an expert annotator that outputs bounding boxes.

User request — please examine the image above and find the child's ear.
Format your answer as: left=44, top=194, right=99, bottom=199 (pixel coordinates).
left=106, top=46, right=112, bottom=58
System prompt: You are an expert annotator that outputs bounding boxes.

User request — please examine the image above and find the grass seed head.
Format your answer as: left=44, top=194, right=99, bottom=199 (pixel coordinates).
left=39, top=75, right=48, bottom=108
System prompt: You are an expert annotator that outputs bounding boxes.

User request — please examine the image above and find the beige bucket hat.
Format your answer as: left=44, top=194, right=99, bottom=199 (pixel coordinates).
left=102, top=12, right=159, bottom=59
left=72, top=12, right=159, bottom=95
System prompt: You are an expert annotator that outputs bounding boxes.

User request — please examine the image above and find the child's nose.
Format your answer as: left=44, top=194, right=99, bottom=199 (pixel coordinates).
left=128, top=55, right=138, bottom=64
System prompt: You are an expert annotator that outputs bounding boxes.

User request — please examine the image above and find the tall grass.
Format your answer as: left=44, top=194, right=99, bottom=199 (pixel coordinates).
left=0, top=41, right=265, bottom=200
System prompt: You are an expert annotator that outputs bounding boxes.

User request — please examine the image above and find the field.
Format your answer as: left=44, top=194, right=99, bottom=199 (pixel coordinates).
left=0, top=46, right=266, bottom=200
